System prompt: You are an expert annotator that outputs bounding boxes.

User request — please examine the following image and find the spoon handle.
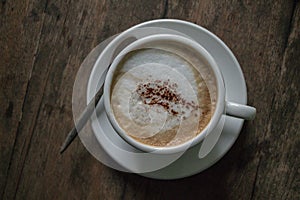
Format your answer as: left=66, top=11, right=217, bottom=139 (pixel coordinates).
left=60, top=84, right=104, bottom=154
left=60, top=36, right=137, bottom=154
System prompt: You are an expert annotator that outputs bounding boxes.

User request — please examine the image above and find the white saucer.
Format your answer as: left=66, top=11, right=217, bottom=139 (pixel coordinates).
left=87, top=19, right=246, bottom=180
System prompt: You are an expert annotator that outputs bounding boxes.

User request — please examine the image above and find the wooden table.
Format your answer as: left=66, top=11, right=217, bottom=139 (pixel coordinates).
left=1, top=0, right=299, bottom=199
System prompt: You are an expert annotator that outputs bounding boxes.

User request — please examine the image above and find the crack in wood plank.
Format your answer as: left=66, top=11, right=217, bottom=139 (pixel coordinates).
left=1, top=121, right=20, bottom=199
left=282, top=0, right=298, bottom=52
left=161, top=0, right=168, bottom=19
left=250, top=158, right=261, bottom=200
left=13, top=96, right=44, bottom=199
left=120, top=180, right=128, bottom=200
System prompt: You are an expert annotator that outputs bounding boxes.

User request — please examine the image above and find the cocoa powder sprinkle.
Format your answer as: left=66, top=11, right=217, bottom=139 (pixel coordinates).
left=135, top=79, right=198, bottom=115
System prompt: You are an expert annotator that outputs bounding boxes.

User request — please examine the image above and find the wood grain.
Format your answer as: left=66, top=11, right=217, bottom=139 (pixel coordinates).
left=0, top=0, right=299, bottom=199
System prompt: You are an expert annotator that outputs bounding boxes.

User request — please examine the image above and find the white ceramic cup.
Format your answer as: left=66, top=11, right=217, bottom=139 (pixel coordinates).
left=103, top=34, right=256, bottom=154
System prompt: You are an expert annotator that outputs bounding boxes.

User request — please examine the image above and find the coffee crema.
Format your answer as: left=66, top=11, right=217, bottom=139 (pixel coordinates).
left=110, top=46, right=216, bottom=147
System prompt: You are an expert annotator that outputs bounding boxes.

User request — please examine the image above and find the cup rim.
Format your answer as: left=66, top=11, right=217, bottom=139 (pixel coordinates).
left=104, top=33, right=225, bottom=154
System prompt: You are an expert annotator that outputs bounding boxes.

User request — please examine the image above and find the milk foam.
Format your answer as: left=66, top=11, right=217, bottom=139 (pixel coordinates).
left=111, top=48, right=216, bottom=146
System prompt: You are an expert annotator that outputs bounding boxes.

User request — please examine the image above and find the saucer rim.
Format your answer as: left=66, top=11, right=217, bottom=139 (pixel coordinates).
left=87, top=19, right=246, bottom=180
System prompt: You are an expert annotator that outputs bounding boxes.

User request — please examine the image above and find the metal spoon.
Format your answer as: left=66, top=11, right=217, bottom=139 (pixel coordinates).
left=60, top=36, right=137, bottom=154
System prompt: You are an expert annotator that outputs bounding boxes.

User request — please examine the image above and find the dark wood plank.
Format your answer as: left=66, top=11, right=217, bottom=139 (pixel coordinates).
left=0, top=0, right=50, bottom=197
left=251, top=2, right=300, bottom=199
left=0, top=0, right=299, bottom=199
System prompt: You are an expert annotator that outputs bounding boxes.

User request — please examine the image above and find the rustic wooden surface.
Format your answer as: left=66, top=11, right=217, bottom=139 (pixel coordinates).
left=1, top=0, right=299, bottom=199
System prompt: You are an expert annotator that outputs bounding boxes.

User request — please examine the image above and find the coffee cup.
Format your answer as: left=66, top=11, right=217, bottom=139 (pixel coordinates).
left=103, top=34, right=256, bottom=154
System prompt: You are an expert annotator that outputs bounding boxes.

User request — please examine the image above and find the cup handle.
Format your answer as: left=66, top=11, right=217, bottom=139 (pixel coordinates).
left=225, top=101, right=256, bottom=120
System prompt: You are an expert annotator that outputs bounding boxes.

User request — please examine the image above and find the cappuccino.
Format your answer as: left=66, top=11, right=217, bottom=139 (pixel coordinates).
left=110, top=46, right=216, bottom=147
